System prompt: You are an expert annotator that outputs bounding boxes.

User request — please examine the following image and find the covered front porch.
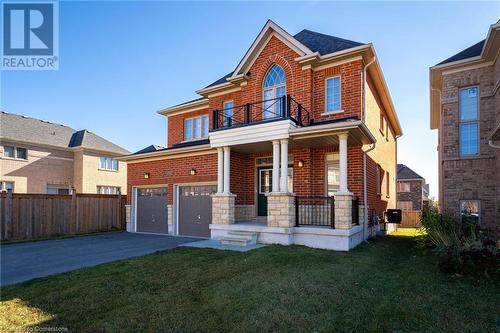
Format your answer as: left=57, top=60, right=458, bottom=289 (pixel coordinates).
left=208, top=118, right=376, bottom=250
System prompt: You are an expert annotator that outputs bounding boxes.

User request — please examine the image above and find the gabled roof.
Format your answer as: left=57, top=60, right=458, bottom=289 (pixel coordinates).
left=204, top=24, right=365, bottom=89
left=436, top=40, right=485, bottom=66
left=397, top=164, right=424, bottom=180
left=0, top=111, right=129, bottom=155
left=430, top=21, right=500, bottom=130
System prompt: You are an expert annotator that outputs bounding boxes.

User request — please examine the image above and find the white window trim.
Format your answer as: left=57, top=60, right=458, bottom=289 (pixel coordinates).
left=183, top=115, right=209, bottom=142
left=99, top=157, right=119, bottom=172
left=97, top=185, right=121, bottom=195
left=459, top=199, right=481, bottom=224
left=459, top=86, right=480, bottom=157
left=223, top=100, right=234, bottom=127
left=324, top=75, right=342, bottom=114
left=0, top=181, right=15, bottom=192
left=2, top=145, right=28, bottom=161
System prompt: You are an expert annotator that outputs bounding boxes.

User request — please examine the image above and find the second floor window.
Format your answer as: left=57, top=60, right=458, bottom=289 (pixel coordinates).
left=326, top=76, right=341, bottom=112
left=263, top=64, right=286, bottom=119
left=459, top=87, right=479, bottom=156
left=100, top=157, right=118, bottom=171
left=3, top=146, right=27, bottom=160
left=397, top=182, right=411, bottom=192
left=184, top=115, right=209, bottom=141
left=223, top=101, right=233, bottom=127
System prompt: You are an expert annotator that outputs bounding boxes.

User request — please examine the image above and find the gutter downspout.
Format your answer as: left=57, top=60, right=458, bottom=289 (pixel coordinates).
left=431, top=87, right=443, bottom=209
left=489, top=140, right=500, bottom=149
left=362, top=56, right=376, bottom=241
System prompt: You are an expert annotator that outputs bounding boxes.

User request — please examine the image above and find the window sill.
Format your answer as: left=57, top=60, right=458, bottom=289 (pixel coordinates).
left=1, top=156, right=28, bottom=162
left=181, top=138, right=209, bottom=144
left=321, top=110, right=344, bottom=116
left=98, top=168, right=119, bottom=173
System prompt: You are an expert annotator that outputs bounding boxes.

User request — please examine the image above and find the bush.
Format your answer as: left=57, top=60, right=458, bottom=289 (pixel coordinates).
left=420, top=206, right=499, bottom=278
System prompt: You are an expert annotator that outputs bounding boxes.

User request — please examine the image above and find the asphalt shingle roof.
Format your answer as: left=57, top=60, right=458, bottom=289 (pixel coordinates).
left=204, top=29, right=364, bottom=88
left=397, top=164, right=424, bottom=180
left=0, top=111, right=129, bottom=155
left=293, top=29, right=364, bottom=56
left=133, top=145, right=165, bottom=155
left=436, top=40, right=485, bottom=66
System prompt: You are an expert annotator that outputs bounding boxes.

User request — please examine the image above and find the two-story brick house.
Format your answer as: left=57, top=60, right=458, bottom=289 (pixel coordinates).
left=122, top=20, right=402, bottom=250
left=430, top=21, right=499, bottom=234
left=396, top=164, right=429, bottom=212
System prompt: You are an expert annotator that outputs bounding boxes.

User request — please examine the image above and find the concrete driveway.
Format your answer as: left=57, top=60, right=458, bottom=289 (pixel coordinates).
left=1, top=232, right=198, bottom=286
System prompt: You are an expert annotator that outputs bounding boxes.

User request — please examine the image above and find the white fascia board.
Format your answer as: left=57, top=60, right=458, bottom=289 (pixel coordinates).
left=158, top=98, right=209, bottom=115
left=209, top=120, right=294, bottom=148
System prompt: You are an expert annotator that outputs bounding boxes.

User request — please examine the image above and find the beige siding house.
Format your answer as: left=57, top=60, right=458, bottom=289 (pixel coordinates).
left=0, top=112, right=129, bottom=194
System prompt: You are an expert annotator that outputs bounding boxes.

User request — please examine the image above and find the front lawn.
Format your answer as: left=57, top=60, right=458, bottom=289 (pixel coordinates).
left=1, top=235, right=498, bottom=332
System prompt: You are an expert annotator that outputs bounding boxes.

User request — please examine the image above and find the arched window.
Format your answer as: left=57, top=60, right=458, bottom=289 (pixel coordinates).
left=262, top=65, right=286, bottom=119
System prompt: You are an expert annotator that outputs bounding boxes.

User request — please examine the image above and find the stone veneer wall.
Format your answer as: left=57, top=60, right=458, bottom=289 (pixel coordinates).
left=167, top=204, right=173, bottom=235
left=125, top=204, right=132, bottom=232
left=267, top=193, right=295, bottom=228
left=212, top=194, right=235, bottom=225
left=235, top=205, right=254, bottom=222
left=334, top=194, right=353, bottom=229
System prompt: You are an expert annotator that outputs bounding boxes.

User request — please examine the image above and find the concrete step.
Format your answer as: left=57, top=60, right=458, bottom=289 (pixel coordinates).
left=220, top=231, right=258, bottom=247
left=220, top=237, right=251, bottom=246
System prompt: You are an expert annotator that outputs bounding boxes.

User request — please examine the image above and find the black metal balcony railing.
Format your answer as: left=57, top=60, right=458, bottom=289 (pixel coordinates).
left=212, top=94, right=311, bottom=131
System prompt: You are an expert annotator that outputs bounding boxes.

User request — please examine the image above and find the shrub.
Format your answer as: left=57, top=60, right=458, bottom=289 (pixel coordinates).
left=420, top=206, right=499, bottom=278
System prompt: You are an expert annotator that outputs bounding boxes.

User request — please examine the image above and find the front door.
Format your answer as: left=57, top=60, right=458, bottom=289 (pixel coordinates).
left=257, top=167, right=294, bottom=216
left=136, top=187, right=168, bottom=234
left=258, top=168, right=272, bottom=216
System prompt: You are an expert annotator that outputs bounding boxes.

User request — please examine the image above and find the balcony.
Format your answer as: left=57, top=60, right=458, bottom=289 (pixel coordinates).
left=211, top=95, right=311, bottom=131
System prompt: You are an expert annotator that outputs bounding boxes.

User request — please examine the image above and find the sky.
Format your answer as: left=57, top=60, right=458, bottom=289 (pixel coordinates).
left=1, top=1, right=499, bottom=199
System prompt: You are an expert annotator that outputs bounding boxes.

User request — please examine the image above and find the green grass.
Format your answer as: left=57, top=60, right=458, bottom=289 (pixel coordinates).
left=1, top=235, right=498, bottom=332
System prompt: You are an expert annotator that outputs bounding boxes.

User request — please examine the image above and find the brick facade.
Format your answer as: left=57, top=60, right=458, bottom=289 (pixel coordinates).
left=127, top=24, right=399, bottom=228
left=397, top=180, right=424, bottom=211
left=439, top=62, right=499, bottom=234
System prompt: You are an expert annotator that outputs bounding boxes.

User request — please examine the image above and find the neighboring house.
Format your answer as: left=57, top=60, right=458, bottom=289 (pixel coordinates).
left=396, top=164, right=429, bottom=212
left=122, top=20, right=402, bottom=250
left=430, top=21, right=499, bottom=233
left=0, top=112, right=129, bottom=194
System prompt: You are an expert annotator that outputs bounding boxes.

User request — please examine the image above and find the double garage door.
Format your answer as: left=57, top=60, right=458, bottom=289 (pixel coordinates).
left=136, top=185, right=216, bottom=237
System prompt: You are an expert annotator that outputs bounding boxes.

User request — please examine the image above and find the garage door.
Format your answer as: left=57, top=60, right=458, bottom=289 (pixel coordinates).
left=178, top=185, right=217, bottom=238
left=136, top=187, right=168, bottom=234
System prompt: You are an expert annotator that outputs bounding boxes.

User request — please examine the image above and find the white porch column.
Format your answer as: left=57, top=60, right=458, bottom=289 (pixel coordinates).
left=338, top=133, right=349, bottom=194
left=272, top=140, right=280, bottom=192
left=223, top=146, right=231, bottom=194
left=217, top=148, right=224, bottom=193
left=280, top=139, right=288, bottom=193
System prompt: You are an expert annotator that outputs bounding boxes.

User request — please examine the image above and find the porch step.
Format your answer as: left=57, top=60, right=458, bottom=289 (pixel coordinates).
left=220, top=231, right=257, bottom=247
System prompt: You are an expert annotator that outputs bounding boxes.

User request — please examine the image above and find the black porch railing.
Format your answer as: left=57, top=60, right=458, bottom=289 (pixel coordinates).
left=352, top=196, right=360, bottom=225
left=212, top=94, right=311, bottom=130
left=295, top=196, right=334, bottom=229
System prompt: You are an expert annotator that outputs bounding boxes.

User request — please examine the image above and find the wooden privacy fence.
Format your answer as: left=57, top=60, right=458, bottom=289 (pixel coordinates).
left=0, top=192, right=127, bottom=241
left=400, top=210, right=422, bottom=228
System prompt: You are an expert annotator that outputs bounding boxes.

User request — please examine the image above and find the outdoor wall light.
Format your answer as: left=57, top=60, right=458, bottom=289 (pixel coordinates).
left=298, top=160, right=304, bottom=168
left=144, top=172, right=150, bottom=179
left=190, top=169, right=197, bottom=175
